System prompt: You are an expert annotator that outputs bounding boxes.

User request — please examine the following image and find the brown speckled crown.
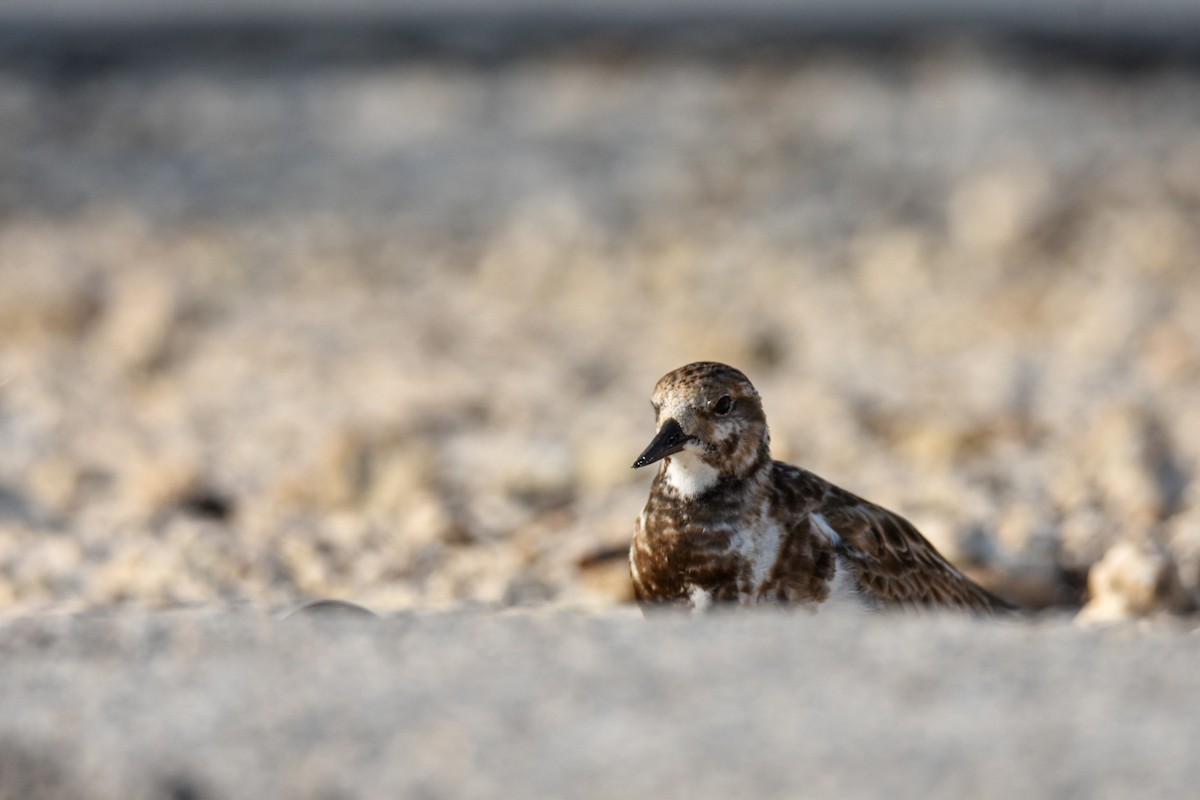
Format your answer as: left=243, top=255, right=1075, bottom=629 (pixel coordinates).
left=630, top=362, right=1016, bottom=614
left=646, top=362, right=769, bottom=480
left=652, top=361, right=753, bottom=393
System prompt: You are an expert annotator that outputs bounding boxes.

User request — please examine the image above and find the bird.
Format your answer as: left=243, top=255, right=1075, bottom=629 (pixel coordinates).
left=629, top=361, right=1015, bottom=613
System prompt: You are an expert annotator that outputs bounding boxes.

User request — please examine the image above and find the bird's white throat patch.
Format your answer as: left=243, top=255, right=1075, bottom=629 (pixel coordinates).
left=663, top=451, right=720, bottom=498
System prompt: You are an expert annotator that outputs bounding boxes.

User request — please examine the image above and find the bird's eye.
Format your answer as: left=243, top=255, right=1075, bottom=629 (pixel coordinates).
left=713, top=395, right=733, bottom=415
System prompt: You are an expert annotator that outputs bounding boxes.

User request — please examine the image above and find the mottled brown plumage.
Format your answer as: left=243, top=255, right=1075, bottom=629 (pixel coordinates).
left=630, top=362, right=1014, bottom=613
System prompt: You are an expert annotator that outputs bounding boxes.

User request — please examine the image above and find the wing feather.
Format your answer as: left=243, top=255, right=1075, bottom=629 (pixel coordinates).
left=810, top=482, right=1015, bottom=614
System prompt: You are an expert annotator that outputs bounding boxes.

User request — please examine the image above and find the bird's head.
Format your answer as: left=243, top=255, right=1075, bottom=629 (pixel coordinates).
left=632, top=362, right=770, bottom=490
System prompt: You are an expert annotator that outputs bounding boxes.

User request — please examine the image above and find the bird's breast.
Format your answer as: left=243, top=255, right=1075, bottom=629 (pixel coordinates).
left=633, top=497, right=806, bottom=607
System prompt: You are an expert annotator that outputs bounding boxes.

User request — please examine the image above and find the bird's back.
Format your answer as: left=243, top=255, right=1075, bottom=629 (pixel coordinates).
left=769, top=462, right=1015, bottom=614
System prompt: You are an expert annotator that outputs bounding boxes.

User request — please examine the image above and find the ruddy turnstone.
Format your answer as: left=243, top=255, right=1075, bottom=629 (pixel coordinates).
left=630, top=362, right=1014, bottom=613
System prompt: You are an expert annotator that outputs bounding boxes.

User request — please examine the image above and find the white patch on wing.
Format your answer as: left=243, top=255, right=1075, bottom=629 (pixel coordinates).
left=688, top=585, right=713, bottom=612
left=810, top=513, right=874, bottom=611
left=810, top=512, right=842, bottom=547
left=663, top=451, right=719, bottom=498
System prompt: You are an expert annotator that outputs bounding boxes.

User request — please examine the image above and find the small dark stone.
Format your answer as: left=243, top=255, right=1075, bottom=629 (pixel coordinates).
left=177, top=491, right=234, bottom=522
left=285, top=599, right=378, bottom=620
left=161, top=773, right=205, bottom=800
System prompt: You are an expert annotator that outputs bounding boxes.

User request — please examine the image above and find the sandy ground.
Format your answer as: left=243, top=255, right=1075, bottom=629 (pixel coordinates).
left=1, top=608, right=1198, bottom=800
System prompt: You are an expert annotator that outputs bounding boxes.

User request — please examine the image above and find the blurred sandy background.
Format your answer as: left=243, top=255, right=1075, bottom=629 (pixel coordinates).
left=2, top=4, right=1200, bottom=621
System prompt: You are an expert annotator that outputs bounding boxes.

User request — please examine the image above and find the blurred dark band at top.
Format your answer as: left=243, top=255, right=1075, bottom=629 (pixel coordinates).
left=2, top=0, right=1200, bottom=66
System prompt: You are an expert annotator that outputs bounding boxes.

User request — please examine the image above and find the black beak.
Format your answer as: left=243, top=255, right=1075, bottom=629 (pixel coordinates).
left=632, top=418, right=688, bottom=469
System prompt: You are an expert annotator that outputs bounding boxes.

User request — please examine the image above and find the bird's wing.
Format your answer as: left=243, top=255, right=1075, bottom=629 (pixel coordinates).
left=803, top=478, right=1015, bottom=613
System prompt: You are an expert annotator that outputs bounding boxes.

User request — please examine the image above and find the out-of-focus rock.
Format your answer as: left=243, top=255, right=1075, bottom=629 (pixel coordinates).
left=0, top=484, right=38, bottom=527
left=277, top=535, right=335, bottom=598
left=947, top=156, right=1051, bottom=255
left=439, top=432, right=577, bottom=542
left=120, top=453, right=203, bottom=519
left=1164, top=507, right=1200, bottom=608
left=989, top=502, right=1068, bottom=608
left=1058, top=506, right=1119, bottom=575
left=1081, top=407, right=1171, bottom=526
left=850, top=226, right=934, bottom=310
left=1077, top=539, right=1190, bottom=623
left=92, top=269, right=184, bottom=375
left=276, top=424, right=439, bottom=512
left=0, top=240, right=99, bottom=345
left=25, top=459, right=84, bottom=518
left=1140, top=320, right=1200, bottom=385
left=1054, top=404, right=1189, bottom=578
left=9, top=535, right=84, bottom=602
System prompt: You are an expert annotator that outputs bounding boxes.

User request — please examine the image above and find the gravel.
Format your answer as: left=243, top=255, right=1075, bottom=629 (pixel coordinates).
left=7, top=35, right=1200, bottom=617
